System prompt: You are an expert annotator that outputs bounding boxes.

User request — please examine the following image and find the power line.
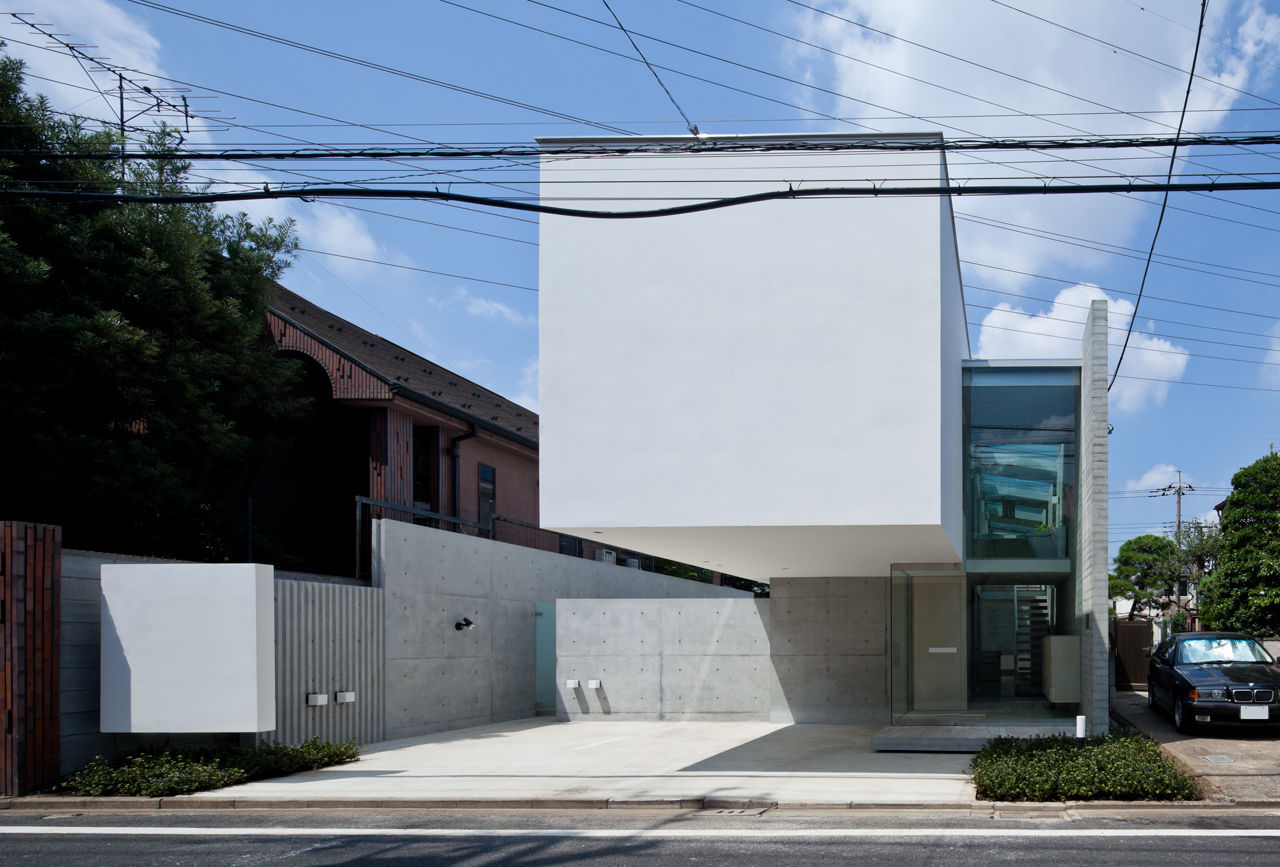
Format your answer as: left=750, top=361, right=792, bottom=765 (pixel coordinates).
left=20, top=132, right=1280, bottom=161
left=600, top=0, right=699, bottom=136
left=12, top=176, right=1280, bottom=213
left=1110, top=0, right=1207, bottom=393
left=121, top=0, right=635, bottom=135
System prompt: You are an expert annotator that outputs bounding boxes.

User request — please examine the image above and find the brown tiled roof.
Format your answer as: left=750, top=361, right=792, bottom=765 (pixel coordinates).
left=269, top=284, right=538, bottom=447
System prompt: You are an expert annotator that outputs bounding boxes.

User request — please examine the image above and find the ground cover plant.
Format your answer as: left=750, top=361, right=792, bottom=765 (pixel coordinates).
left=970, top=729, right=1199, bottom=801
left=58, top=737, right=360, bottom=798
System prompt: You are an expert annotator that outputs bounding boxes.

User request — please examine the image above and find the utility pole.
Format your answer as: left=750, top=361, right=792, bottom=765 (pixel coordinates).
left=1150, top=469, right=1195, bottom=544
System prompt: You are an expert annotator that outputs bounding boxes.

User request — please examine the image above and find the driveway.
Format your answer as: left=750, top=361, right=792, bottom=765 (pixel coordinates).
left=1114, top=690, right=1280, bottom=803
left=183, top=718, right=976, bottom=808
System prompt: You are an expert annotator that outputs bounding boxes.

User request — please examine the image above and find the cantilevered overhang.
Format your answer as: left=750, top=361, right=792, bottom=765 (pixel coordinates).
left=563, top=524, right=963, bottom=582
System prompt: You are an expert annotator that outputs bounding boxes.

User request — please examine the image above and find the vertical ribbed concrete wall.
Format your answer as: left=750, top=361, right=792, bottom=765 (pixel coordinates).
left=259, top=578, right=384, bottom=747
left=1079, top=300, right=1110, bottom=733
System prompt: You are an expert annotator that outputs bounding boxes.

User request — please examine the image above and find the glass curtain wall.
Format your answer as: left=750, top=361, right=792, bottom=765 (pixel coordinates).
left=964, top=368, right=1078, bottom=560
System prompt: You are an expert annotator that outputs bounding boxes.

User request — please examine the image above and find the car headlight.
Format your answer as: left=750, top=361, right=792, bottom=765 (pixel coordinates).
left=1189, top=688, right=1228, bottom=700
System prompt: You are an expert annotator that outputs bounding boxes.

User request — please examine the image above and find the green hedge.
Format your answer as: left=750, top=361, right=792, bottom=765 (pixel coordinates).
left=59, top=737, right=360, bottom=798
left=970, top=730, right=1199, bottom=802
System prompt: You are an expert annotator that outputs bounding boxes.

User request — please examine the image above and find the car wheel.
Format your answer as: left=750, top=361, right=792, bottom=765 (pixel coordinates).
left=1174, top=699, right=1192, bottom=734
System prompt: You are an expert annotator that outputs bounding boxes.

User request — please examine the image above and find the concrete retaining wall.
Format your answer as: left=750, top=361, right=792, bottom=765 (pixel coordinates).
left=374, top=519, right=747, bottom=740
left=556, top=575, right=889, bottom=723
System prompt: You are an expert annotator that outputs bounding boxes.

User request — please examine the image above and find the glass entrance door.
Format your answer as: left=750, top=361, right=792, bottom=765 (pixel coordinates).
left=890, top=565, right=967, bottom=721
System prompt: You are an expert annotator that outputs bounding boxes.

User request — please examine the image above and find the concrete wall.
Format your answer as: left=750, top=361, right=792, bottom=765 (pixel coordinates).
left=374, top=519, right=747, bottom=740
left=539, top=133, right=965, bottom=580
left=556, top=575, right=889, bottom=724
left=1079, top=300, right=1111, bottom=733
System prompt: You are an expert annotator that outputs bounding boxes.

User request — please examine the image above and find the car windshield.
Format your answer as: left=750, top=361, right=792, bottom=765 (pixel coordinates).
left=1177, top=637, right=1272, bottom=665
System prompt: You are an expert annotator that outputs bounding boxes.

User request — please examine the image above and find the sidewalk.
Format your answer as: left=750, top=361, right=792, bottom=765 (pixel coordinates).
left=1113, top=689, right=1280, bottom=804
left=14, top=719, right=978, bottom=811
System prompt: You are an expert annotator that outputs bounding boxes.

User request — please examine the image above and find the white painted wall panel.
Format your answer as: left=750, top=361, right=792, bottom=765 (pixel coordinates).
left=539, top=135, right=966, bottom=578
left=100, top=563, right=275, bottom=733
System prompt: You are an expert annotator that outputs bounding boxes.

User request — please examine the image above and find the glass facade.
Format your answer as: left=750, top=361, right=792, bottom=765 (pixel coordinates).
left=963, top=368, right=1080, bottom=560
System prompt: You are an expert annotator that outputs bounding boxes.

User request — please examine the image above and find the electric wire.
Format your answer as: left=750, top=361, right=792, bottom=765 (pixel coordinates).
left=600, top=0, right=699, bottom=136
left=120, top=0, right=636, bottom=135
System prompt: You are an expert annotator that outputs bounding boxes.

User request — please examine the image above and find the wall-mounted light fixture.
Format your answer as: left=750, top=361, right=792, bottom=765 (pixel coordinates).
left=306, top=693, right=329, bottom=706
left=335, top=691, right=356, bottom=704
left=455, top=616, right=476, bottom=631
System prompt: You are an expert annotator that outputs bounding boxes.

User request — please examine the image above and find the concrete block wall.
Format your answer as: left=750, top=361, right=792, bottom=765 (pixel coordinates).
left=1079, top=299, right=1111, bottom=733
left=373, top=519, right=747, bottom=740
left=556, top=576, right=890, bottom=724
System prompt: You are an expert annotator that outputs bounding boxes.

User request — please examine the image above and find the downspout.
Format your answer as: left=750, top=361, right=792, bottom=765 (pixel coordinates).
left=449, top=423, right=480, bottom=526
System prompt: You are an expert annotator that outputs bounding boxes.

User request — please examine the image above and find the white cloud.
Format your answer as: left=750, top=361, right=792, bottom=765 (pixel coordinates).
left=786, top=0, right=1274, bottom=407
left=975, top=283, right=1189, bottom=412
left=1262, top=321, right=1280, bottom=388
left=448, top=287, right=535, bottom=327
left=1124, top=464, right=1180, bottom=492
left=512, top=357, right=539, bottom=412
left=4, top=2, right=162, bottom=119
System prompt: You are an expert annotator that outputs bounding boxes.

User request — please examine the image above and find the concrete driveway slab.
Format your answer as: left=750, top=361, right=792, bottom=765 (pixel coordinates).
left=186, top=719, right=976, bottom=807
left=1114, top=690, right=1280, bottom=803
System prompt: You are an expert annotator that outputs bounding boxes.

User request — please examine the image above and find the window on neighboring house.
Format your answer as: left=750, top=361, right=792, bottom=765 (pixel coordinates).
left=1177, top=578, right=1189, bottom=598
left=478, top=463, right=496, bottom=530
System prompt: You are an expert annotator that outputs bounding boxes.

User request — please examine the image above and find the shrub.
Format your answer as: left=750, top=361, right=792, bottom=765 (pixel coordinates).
left=58, top=738, right=360, bottom=798
left=970, top=729, right=1199, bottom=802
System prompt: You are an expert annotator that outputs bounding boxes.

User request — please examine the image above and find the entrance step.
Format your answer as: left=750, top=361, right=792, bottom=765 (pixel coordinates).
left=870, top=723, right=1075, bottom=752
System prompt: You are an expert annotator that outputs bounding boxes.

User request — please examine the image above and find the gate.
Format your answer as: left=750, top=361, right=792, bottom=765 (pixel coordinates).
left=1112, top=619, right=1152, bottom=690
left=1, top=522, right=61, bottom=796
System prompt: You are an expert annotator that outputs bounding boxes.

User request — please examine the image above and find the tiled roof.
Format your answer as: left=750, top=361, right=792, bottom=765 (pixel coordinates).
left=269, top=285, right=538, bottom=446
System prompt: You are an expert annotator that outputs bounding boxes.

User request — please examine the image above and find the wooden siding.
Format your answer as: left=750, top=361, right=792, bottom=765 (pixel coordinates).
left=369, top=407, right=415, bottom=518
left=268, top=310, right=392, bottom=401
left=2, top=522, right=61, bottom=796
left=256, top=578, right=385, bottom=747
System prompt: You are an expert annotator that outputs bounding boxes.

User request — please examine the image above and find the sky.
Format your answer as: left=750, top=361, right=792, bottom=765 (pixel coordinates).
left=5, top=0, right=1280, bottom=559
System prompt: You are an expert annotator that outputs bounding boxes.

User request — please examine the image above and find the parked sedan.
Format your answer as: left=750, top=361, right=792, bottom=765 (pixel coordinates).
left=1148, top=632, right=1280, bottom=733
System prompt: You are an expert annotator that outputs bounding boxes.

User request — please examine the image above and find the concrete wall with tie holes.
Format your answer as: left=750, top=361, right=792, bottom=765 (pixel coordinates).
left=556, top=576, right=890, bottom=723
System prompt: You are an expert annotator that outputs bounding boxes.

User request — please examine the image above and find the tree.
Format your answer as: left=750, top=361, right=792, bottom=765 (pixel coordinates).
left=1110, top=534, right=1181, bottom=621
left=0, top=48, right=303, bottom=559
left=1200, top=449, right=1280, bottom=634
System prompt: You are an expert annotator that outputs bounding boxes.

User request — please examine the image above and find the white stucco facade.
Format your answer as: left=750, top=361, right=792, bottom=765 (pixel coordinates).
left=99, top=563, right=275, bottom=733
left=538, top=134, right=968, bottom=580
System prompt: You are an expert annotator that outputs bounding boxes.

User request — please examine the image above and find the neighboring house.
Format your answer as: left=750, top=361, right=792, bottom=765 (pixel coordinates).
left=254, top=285, right=541, bottom=573
left=537, top=133, right=1110, bottom=735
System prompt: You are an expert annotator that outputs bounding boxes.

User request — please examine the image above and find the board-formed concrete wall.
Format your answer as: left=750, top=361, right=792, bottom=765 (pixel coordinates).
left=1079, top=299, right=1110, bottom=734
left=556, top=576, right=889, bottom=723
left=373, top=520, right=748, bottom=740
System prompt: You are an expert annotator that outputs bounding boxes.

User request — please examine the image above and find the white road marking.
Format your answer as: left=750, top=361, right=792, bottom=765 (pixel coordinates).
left=2, top=827, right=1280, bottom=839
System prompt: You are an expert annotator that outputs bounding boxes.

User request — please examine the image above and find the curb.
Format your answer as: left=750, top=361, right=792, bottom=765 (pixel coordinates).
left=5, top=795, right=1266, bottom=812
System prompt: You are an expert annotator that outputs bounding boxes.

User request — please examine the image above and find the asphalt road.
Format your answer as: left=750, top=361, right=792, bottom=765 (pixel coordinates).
left=5, top=808, right=1280, bottom=865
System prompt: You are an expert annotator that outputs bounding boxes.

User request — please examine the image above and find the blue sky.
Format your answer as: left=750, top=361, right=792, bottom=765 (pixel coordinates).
left=6, top=0, right=1280, bottom=558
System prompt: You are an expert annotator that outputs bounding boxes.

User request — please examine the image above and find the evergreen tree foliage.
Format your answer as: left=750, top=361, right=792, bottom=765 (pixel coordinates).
left=1110, top=534, right=1181, bottom=620
left=1200, top=449, right=1280, bottom=634
left=0, top=48, right=303, bottom=559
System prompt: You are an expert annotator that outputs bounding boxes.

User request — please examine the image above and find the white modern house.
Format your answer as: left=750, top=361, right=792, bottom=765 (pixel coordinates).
left=539, top=133, right=1109, bottom=743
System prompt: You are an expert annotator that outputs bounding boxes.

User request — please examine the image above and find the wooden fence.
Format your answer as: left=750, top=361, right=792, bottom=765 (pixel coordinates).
left=2, top=522, right=61, bottom=796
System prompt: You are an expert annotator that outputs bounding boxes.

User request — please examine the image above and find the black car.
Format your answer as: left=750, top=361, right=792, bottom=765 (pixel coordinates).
left=1148, top=631, right=1280, bottom=733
